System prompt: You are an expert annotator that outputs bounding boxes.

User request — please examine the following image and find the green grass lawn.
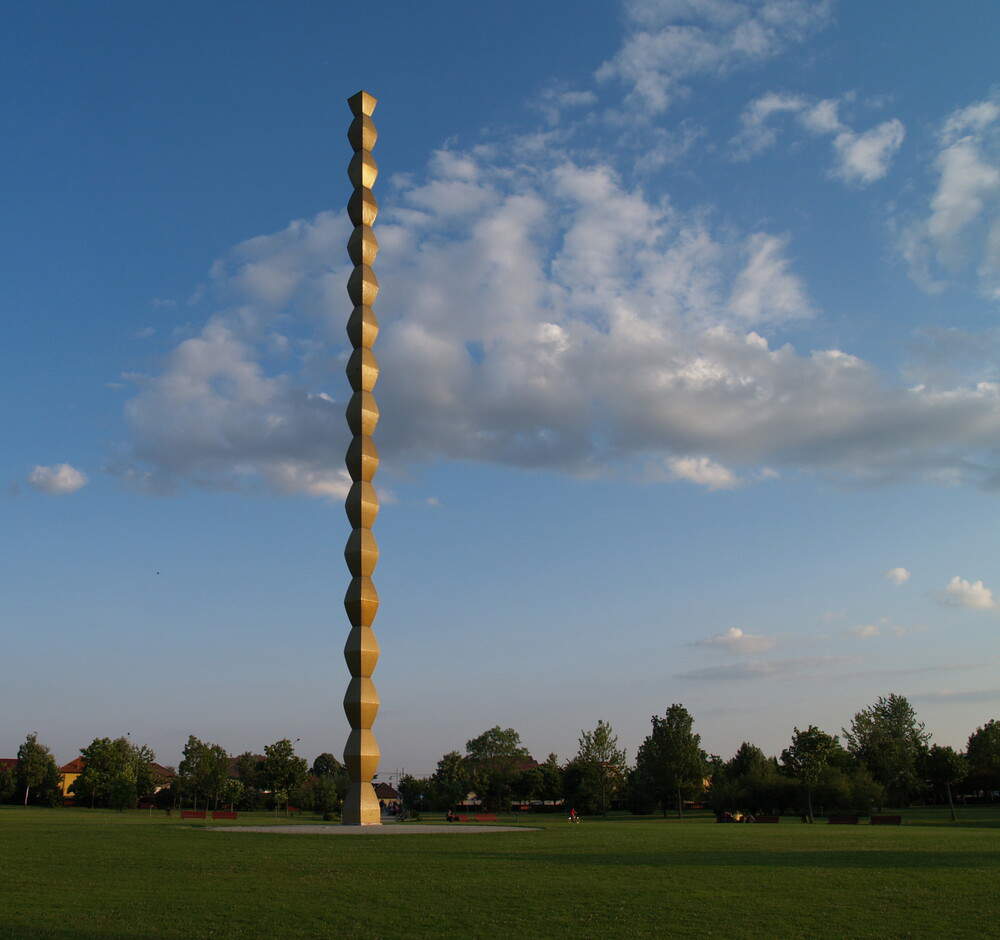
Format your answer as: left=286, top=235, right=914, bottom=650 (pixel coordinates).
left=2, top=806, right=998, bottom=938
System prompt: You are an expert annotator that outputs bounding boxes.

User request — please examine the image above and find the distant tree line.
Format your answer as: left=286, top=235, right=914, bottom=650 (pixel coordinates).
left=395, top=696, right=1000, bottom=820
left=0, top=733, right=348, bottom=816
left=3, top=694, right=999, bottom=819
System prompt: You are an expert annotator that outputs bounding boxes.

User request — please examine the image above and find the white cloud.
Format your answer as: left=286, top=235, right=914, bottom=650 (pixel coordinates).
left=116, top=100, right=1000, bottom=498
left=28, top=464, right=88, bottom=495
left=695, top=626, right=776, bottom=654
left=733, top=93, right=905, bottom=185
left=119, top=318, right=347, bottom=498
left=727, top=233, right=813, bottom=323
left=943, top=575, right=997, bottom=610
left=731, top=92, right=807, bottom=156
left=668, top=456, right=740, bottom=490
left=266, top=464, right=352, bottom=501
left=800, top=98, right=843, bottom=135
left=900, top=95, right=1000, bottom=297
left=597, top=0, right=832, bottom=114
left=941, top=101, right=1000, bottom=144
left=676, top=655, right=846, bottom=680
left=885, top=566, right=911, bottom=585
left=831, top=119, right=905, bottom=185
left=850, top=623, right=880, bottom=638
left=534, top=86, right=600, bottom=125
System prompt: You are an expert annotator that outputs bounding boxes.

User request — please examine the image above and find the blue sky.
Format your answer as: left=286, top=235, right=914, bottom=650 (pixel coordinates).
left=4, top=0, right=1000, bottom=774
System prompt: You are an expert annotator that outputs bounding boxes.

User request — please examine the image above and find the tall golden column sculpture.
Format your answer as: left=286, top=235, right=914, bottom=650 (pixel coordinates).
left=343, top=89, right=382, bottom=825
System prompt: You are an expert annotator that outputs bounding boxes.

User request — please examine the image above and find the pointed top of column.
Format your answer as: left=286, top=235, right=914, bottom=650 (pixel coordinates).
left=348, top=90, right=378, bottom=117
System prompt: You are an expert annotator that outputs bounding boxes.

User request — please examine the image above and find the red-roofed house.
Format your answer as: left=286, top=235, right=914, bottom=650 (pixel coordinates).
left=59, top=757, right=86, bottom=797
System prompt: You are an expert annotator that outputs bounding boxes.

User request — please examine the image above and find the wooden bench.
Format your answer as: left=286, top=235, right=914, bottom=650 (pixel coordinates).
left=212, top=811, right=237, bottom=820
left=755, top=815, right=780, bottom=823
left=828, top=815, right=858, bottom=824
left=474, top=814, right=498, bottom=822
left=181, top=811, right=206, bottom=820
left=870, top=815, right=902, bottom=825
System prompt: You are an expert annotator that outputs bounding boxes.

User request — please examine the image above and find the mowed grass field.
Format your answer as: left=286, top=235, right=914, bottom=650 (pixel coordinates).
left=1, top=806, right=998, bottom=939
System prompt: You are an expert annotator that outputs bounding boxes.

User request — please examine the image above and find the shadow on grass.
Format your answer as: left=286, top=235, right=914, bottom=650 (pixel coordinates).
left=444, top=848, right=1000, bottom=870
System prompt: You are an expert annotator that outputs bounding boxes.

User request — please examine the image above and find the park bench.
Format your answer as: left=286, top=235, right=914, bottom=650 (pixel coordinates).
left=474, top=814, right=498, bottom=822
left=456, top=814, right=470, bottom=821
left=181, top=811, right=206, bottom=819
left=212, top=811, right=238, bottom=820
left=870, top=815, right=902, bottom=825
left=755, top=816, right=780, bottom=823
left=828, top=815, right=859, bottom=824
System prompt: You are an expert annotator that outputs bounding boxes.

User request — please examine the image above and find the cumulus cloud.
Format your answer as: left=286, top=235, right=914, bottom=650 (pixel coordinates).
left=695, top=626, right=776, bottom=654
left=942, top=576, right=996, bottom=610
left=885, top=567, right=911, bottom=585
left=28, top=464, right=88, bottom=495
left=113, top=128, right=1000, bottom=498
left=900, top=95, right=1000, bottom=298
left=597, top=0, right=832, bottom=114
left=732, top=93, right=905, bottom=185
left=831, top=119, right=906, bottom=185
left=120, top=318, right=347, bottom=497
left=668, top=456, right=740, bottom=489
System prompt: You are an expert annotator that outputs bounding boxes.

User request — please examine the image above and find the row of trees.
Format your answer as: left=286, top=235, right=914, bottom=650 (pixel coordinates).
left=0, top=733, right=347, bottom=814
left=4, top=695, right=998, bottom=817
left=0, top=734, right=64, bottom=807
left=395, top=696, right=1000, bottom=819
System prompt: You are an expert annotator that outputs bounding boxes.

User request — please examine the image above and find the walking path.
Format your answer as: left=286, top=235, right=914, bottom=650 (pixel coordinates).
left=209, top=823, right=537, bottom=834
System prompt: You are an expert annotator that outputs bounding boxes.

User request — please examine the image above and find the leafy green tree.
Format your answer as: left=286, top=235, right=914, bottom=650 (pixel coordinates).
left=16, top=733, right=60, bottom=806
left=708, top=743, right=787, bottom=816
left=966, top=719, right=1000, bottom=791
left=924, top=745, right=969, bottom=821
left=263, top=739, right=308, bottom=812
left=220, top=778, right=245, bottom=811
left=634, top=705, right=706, bottom=818
left=535, top=753, right=565, bottom=804
left=844, top=694, right=931, bottom=805
left=233, top=752, right=265, bottom=789
left=568, top=720, right=627, bottom=815
left=397, top=774, right=425, bottom=814
left=726, top=742, right=770, bottom=779
left=781, top=725, right=842, bottom=821
left=72, top=737, right=155, bottom=809
left=132, top=745, right=157, bottom=802
left=464, top=727, right=532, bottom=811
left=108, top=773, right=137, bottom=811
left=71, top=738, right=114, bottom=808
left=312, top=774, right=342, bottom=817
left=178, top=736, right=230, bottom=810
left=625, top=765, right=657, bottom=815
left=511, top=766, right=543, bottom=804
left=311, top=753, right=343, bottom=778
left=845, top=765, right=884, bottom=814
left=0, top=763, right=15, bottom=803
left=431, top=751, right=468, bottom=810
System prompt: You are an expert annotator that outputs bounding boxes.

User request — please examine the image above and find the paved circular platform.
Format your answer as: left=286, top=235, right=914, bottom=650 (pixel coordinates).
left=209, top=824, right=537, bottom=835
